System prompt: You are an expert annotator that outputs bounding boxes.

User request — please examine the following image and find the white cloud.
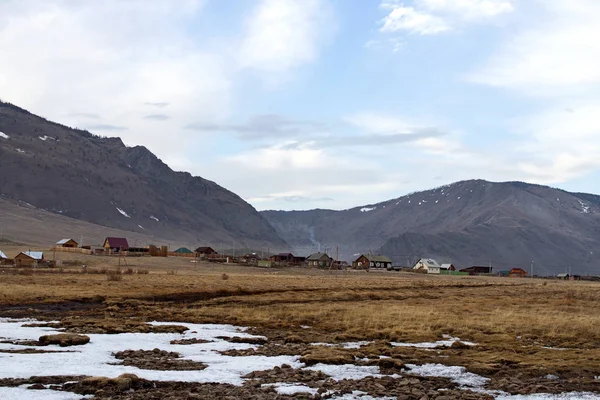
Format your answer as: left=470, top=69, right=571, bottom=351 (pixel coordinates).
left=469, top=0, right=600, bottom=93
left=238, top=0, right=333, bottom=73
left=381, top=5, right=450, bottom=35
left=379, top=0, right=514, bottom=35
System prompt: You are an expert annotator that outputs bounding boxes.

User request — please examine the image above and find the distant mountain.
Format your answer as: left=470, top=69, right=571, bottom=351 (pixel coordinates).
left=0, top=101, right=288, bottom=250
left=261, top=180, right=600, bottom=275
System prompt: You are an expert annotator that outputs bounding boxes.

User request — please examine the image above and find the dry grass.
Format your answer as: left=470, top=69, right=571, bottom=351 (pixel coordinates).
left=1, top=262, right=600, bottom=377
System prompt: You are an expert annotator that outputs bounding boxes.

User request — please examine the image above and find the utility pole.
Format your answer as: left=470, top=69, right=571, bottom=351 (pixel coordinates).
left=531, top=261, right=534, bottom=278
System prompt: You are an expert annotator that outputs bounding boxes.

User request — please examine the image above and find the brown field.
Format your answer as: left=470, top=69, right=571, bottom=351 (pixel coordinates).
left=1, top=250, right=599, bottom=396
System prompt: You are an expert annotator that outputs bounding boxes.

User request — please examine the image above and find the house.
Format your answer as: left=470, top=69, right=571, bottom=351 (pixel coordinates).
left=413, top=258, right=441, bottom=274
left=0, top=250, right=10, bottom=265
left=56, top=238, right=78, bottom=248
left=497, top=270, right=510, bottom=277
left=460, top=266, right=492, bottom=275
left=509, top=268, right=528, bottom=278
left=352, top=254, right=393, bottom=269
left=440, top=263, right=456, bottom=271
left=195, top=247, right=218, bottom=258
left=270, top=253, right=295, bottom=262
left=557, top=272, right=570, bottom=280
left=103, top=237, right=129, bottom=253
left=14, top=251, right=44, bottom=267
left=306, top=252, right=332, bottom=268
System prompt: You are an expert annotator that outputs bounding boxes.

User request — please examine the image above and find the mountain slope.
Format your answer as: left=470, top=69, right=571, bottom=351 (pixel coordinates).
left=261, top=180, right=600, bottom=275
left=0, top=101, right=288, bottom=250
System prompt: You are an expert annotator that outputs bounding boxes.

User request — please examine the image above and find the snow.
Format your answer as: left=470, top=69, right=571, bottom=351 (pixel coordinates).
left=0, top=319, right=299, bottom=386
left=305, top=364, right=383, bottom=380
left=16, top=148, right=25, bottom=153
left=0, top=387, right=86, bottom=400
left=332, top=392, right=396, bottom=400
left=0, top=132, right=8, bottom=139
left=578, top=200, right=590, bottom=214
left=390, top=336, right=476, bottom=349
left=406, top=363, right=489, bottom=388
left=138, top=225, right=145, bottom=230
left=310, top=341, right=372, bottom=349
left=150, top=216, right=160, bottom=222
left=360, top=207, right=376, bottom=213
left=115, top=207, right=131, bottom=218
left=496, top=394, right=600, bottom=400
left=39, top=135, right=54, bottom=141
left=266, top=383, right=318, bottom=395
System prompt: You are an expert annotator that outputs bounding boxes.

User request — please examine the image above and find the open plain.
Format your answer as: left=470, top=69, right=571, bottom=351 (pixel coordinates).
left=0, top=250, right=599, bottom=399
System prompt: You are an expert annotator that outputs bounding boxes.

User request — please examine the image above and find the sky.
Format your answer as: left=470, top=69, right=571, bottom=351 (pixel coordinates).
left=2, top=0, right=600, bottom=211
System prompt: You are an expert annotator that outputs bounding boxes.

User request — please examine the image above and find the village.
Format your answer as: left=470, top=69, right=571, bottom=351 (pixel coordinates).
left=0, top=236, right=588, bottom=281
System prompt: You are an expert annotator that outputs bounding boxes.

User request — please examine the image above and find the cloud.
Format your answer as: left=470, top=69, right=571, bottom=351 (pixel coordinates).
left=84, top=123, right=127, bottom=131
left=469, top=0, right=600, bottom=94
left=144, top=114, right=170, bottom=121
left=144, top=102, right=170, bottom=108
left=379, top=0, right=514, bottom=35
left=186, top=114, right=327, bottom=139
left=238, top=0, right=334, bottom=74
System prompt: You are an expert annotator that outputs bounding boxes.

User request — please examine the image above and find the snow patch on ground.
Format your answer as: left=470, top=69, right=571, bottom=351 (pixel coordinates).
left=578, top=200, right=590, bottom=214
left=16, top=148, right=25, bottom=153
left=0, top=386, right=86, bottom=400
left=360, top=207, right=376, bottom=213
left=0, top=132, right=9, bottom=139
left=39, top=135, right=55, bottom=141
left=0, top=319, right=298, bottom=386
left=150, top=216, right=159, bottom=222
left=406, top=363, right=488, bottom=388
left=310, top=341, right=372, bottom=349
left=265, top=383, right=318, bottom=395
left=391, top=336, right=475, bottom=349
left=305, top=364, right=383, bottom=381
left=138, top=225, right=145, bottom=230
left=116, top=207, right=130, bottom=218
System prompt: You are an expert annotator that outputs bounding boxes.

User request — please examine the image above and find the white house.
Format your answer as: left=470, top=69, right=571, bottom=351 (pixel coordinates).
left=413, top=258, right=441, bottom=274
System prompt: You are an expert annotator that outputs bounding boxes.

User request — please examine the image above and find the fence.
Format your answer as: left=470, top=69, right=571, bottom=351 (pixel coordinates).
left=51, top=247, right=92, bottom=255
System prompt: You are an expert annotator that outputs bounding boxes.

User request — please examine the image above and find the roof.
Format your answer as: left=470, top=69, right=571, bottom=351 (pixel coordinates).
left=195, top=246, right=216, bottom=253
left=56, top=238, right=76, bottom=245
left=0, top=250, right=7, bottom=259
left=510, top=268, right=527, bottom=273
left=557, top=273, right=570, bottom=277
left=359, top=255, right=392, bottom=263
left=104, top=237, right=129, bottom=249
left=306, top=252, right=331, bottom=261
left=440, top=263, right=454, bottom=269
left=414, top=258, right=440, bottom=269
left=174, top=247, right=193, bottom=254
left=497, top=270, right=510, bottom=275
left=278, top=252, right=294, bottom=257
left=21, top=251, right=44, bottom=260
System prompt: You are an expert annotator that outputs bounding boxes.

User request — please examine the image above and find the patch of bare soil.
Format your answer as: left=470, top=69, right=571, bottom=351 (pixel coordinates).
left=112, top=349, right=207, bottom=371
left=170, top=337, right=212, bottom=345
left=488, top=375, right=600, bottom=395
left=216, top=336, right=268, bottom=345
left=243, top=364, right=329, bottom=383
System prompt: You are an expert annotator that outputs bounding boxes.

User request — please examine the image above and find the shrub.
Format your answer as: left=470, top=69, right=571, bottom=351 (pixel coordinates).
left=221, top=273, right=229, bottom=281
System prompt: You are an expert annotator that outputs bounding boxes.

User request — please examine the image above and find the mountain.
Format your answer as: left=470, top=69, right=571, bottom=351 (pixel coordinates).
left=261, top=180, right=600, bottom=275
left=0, top=101, right=288, bottom=250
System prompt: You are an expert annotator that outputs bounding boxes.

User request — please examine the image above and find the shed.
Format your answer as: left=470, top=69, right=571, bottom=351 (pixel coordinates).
left=460, top=266, right=492, bottom=275
left=103, top=237, right=129, bottom=253
left=440, top=263, right=456, bottom=271
left=14, top=251, right=44, bottom=267
left=56, top=238, right=78, bottom=248
left=0, top=250, right=10, bottom=265
left=413, top=258, right=441, bottom=274
left=306, top=252, right=332, bottom=268
left=509, top=268, right=528, bottom=278
left=353, top=254, right=392, bottom=269
left=557, top=272, right=570, bottom=280
left=174, top=247, right=193, bottom=254
left=497, top=270, right=510, bottom=277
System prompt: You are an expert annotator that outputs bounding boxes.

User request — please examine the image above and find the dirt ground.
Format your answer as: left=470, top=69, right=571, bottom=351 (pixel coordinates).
left=0, top=254, right=599, bottom=399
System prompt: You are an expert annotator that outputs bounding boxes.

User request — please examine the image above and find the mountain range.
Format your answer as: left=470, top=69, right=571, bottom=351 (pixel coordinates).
left=2, top=101, right=600, bottom=275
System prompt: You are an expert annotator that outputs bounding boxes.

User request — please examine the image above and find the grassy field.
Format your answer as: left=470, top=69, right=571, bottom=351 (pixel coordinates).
left=1, top=253, right=599, bottom=388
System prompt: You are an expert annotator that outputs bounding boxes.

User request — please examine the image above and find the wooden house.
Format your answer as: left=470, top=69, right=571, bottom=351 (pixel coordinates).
left=103, top=237, right=129, bottom=254
left=509, top=268, right=528, bottom=278
left=195, top=247, right=218, bottom=258
left=0, top=250, right=11, bottom=265
left=413, top=258, right=441, bottom=274
left=269, top=253, right=305, bottom=265
left=557, top=272, right=570, bottom=280
left=352, top=254, right=392, bottom=269
left=14, top=251, right=44, bottom=267
left=460, top=266, right=492, bottom=275
left=55, top=238, right=78, bottom=248
left=306, top=252, right=332, bottom=268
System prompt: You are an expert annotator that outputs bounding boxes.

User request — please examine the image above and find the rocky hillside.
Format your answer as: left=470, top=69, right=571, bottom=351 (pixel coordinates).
left=0, top=101, right=288, bottom=250
left=262, top=180, right=600, bottom=275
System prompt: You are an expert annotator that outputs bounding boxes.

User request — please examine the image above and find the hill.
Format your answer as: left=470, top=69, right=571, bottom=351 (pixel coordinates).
left=261, top=180, right=600, bottom=275
left=0, top=101, right=288, bottom=251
